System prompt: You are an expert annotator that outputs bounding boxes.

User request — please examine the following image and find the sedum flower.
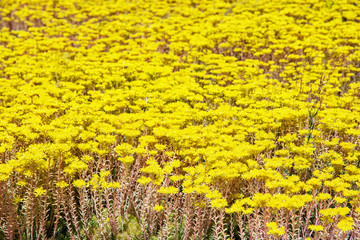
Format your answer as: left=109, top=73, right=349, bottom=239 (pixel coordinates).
left=153, top=204, right=165, bottom=212
left=73, top=179, right=86, bottom=188
left=157, top=186, right=179, bottom=195
left=308, top=225, right=324, bottom=232
left=210, top=198, right=228, bottom=209
left=56, top=180, right=69, bottom=189
left=337, top=217, right=353, bottom=232
left=34, top=187, right=46, bottom=197
left=316, top=193, right=331, bottom=201
left=266, top=222, right=285, bottom=236
left=137, top=176, right=153, bottom=185
left=13, top=195, right=23, bottom=204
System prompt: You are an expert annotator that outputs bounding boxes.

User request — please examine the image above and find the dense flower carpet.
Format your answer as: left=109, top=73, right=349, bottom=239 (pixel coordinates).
left=1, top=0, right=360, bottom=239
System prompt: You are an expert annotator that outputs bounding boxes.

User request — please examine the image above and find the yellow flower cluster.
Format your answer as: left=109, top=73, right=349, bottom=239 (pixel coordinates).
left=308, top=224, right=324, bottom=232
left=87, top=170, right=121, bottom=191
left=1, top=0, right=360, bottom=237
left=34, top=186, right=46, bottom=197
left=266, top=222, right=285, bottom=236
left=337, top=217, right=354, bottom=232
left=153, top=204, right=165, bottom=212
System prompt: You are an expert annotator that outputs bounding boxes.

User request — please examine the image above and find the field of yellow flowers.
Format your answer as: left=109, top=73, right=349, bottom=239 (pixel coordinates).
left=1, top=0, right=360, bottom=239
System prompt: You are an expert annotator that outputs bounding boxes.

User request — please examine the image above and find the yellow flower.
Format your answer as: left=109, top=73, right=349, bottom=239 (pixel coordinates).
left=337, top=217, right=353, bottom=232
left=34, top=187, right=46, bottom=197
left=153, top=205, right=165, bottom=212
left=108, top=182, right=121, bottom=188
left=13, top=195, right=23, bottom=204
left=210, top=198, right=228, bottom=209
left=266, top=222, right=285, bottom=236
left=333, top=197, right=346, bottom=204
left=155, top=144, right=166, bottom=151
left=16, top=180, right=27, bottom=187
left=114, top=143, right=133, bottom=156
left=119, top=156, right=135, bottom=164
left=73, top=179, right=86, bottom=188
left=157, top=186, right=178, bottom=195
left=56, top=180, right=69, bottom=189
left=206, top=190, right=222, bottom=200
left=1, top=0, right=360, bottom=233
left=308, top=225, right=323, bottom=232
left=316, top=193, right=331, bottom=201
left=137, top=176, right=152, bottom=185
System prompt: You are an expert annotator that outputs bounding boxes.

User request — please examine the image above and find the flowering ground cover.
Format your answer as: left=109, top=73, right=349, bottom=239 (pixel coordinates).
left=1, top=0, right=360, bottom=239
